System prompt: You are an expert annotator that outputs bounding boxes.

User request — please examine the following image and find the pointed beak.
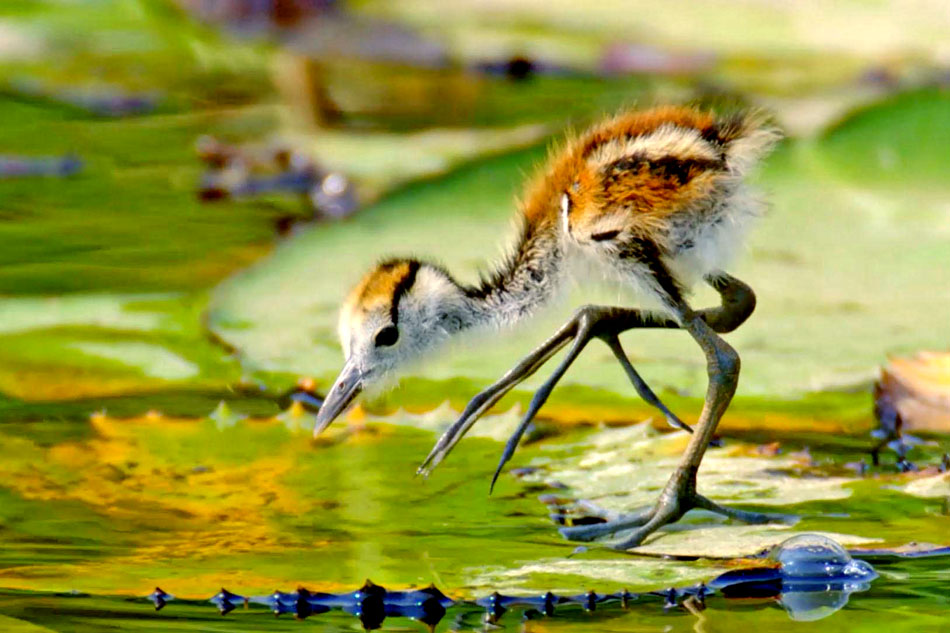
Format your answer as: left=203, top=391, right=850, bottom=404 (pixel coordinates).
left=313, top=359, right=363, bottom=436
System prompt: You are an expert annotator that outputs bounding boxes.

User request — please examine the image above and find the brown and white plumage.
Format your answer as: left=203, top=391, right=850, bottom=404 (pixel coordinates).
left=529, top=105, right=779, bottom=302
left=315, top=106, right=781, bottom=548
left=324, top=106, right=777, bottom=407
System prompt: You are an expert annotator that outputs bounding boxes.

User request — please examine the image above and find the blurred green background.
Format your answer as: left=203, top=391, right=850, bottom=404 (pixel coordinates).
left=1, top=1, right=949, bottom=631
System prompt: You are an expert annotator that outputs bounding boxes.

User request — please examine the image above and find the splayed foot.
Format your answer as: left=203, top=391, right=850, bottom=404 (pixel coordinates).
left=559, top=468, right=783, bottom=549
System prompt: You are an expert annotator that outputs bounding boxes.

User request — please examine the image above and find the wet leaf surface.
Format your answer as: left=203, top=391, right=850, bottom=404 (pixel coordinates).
left=0, top=407, right=946, bottom=600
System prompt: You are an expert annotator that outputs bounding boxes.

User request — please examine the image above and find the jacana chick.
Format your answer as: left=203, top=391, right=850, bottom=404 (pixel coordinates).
left=315, top=105, right=781, bottom=549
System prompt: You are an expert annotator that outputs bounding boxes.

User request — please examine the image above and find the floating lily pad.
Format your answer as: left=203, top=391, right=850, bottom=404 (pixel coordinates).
left=302, top=123, right=550, bottom=202
left=466, top=557, right=707, bottom=594
left=0, top=615, right=57, bottom=633
left=0, top=294, right=240, bottom=400
left=521, top=424, right=856, bottom=512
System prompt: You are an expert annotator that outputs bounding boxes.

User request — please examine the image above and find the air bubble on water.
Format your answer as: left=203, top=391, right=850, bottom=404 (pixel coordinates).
left=769, top=533, right=879, bottom=585
left=770, top=534, right=878, bottom=621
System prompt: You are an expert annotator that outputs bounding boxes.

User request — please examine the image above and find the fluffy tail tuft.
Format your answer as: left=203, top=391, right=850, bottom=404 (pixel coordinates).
left=717, top=110, right=783, bottom=176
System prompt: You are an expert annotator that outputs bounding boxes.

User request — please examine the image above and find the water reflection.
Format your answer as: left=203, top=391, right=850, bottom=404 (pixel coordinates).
left=147, top=587, right=173, bottom=611
left=710, top=534, right=879, bottom=621
left=139, top=536, right=885, bottom=625
left=5, top=558, right=949, bottom=633
left=146, top=579, right=712, bottom=629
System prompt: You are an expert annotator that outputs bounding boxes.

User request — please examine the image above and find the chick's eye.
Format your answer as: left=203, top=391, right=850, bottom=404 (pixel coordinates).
left=374, top=325, right=399, bottom=347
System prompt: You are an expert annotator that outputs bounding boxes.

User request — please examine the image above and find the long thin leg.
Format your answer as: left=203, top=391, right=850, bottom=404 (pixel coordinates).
left=570, top=289, right=777, bottom=549
left=419, top=305, right=675, bottom=477
left=603, top=335, right=692, bottom=433
left=419, top=273, right=754, bottom=477
left=490, top=332, right=593, bottom=492
left=607, top=309, right=747, bottom=549
left=417, top=318, right=579, bottom=476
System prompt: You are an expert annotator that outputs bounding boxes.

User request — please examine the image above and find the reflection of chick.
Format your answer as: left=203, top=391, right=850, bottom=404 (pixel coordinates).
left=315, top=106, right=781, bottom=549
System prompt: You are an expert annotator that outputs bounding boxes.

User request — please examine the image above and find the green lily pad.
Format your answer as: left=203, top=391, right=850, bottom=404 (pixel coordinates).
left=466, top=556, right=708, bottom=594
left=0, top=294, right=240, bottom=400
left=0, top=615, right=57, bottom=633
left=465, top=524, right=878, bottom=593
left=522, top=423, right=856, bottom=511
